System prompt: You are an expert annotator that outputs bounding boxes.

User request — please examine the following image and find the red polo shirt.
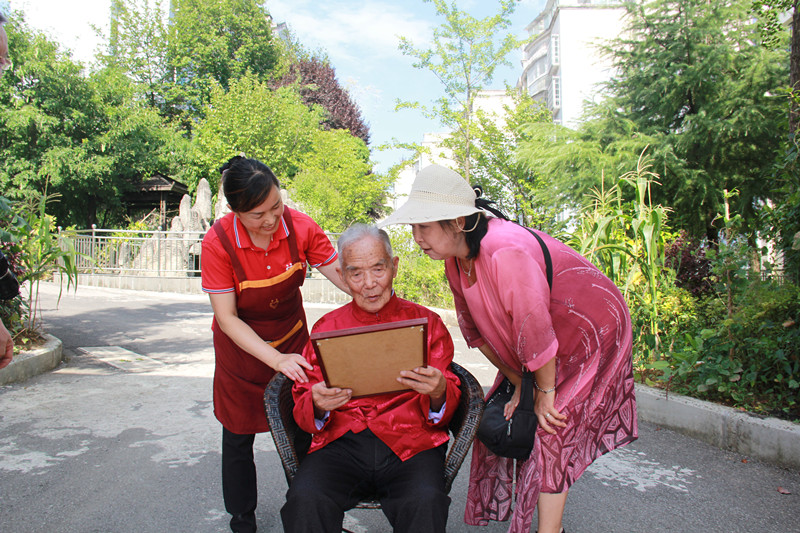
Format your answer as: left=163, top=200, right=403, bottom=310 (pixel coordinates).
left=201, top=208, right=338, bottom=294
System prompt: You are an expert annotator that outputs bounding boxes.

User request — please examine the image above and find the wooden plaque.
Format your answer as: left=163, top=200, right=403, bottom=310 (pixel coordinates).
left=310, top=317, right=429, bottom=398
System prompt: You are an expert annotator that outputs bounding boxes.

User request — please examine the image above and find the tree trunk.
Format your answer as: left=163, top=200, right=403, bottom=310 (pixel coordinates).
left=464, top=89, right=473, bottom=182
left=86, top=196, right=97, bottom=229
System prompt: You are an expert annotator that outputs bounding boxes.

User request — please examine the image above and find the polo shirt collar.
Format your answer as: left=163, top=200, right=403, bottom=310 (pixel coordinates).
left=232, top=213, right=290, bottom=251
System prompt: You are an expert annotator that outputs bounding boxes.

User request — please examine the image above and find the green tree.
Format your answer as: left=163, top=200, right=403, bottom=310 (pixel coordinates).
left=103, top=0, right=286, bottom=130
left=0, top=18, right=194, bottom=228
left=752, top=0, right=799, bottom=131
left=593, top=0, right=788, bottom=240
left=196, top=76, right=324, bottom=191
left=273, top=55, right=371, bottom=145
left=45, top=68, right=198, bottom=227
left=167, top=0, right=283, bottom=124
left=103, top=0, right=171, bottom=110
left=516, top=114, right=673, bottom=226
left=470, top=90, right=553, bottom=226
left=0, top=18, right=101, bottom=210
left=397, top=0, right=521, bottom=180
left=291, top=129, right=389, bottom=232
left=750, top=1, right=800, bottom=282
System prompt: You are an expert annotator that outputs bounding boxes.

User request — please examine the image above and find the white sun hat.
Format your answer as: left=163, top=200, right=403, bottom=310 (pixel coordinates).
left=378, top=164, right=482, bottom=227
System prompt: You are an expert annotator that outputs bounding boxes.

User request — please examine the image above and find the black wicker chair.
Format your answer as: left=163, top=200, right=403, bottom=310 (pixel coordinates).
left=264, top=361, right=484, bottom=509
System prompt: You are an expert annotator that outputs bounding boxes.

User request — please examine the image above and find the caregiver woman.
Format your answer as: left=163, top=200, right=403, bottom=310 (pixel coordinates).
left=380, top=165, right=638, bottom=533
left=201, top=156, right=348, bottom=533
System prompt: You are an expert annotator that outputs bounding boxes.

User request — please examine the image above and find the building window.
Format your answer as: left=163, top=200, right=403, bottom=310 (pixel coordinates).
left=531, top=55, right=548, bottom=80
left=528, top=75, right=547, bottom=97
left=549, top=76, right=561, bottom=110
left=550, top=35, right=560, bottom=66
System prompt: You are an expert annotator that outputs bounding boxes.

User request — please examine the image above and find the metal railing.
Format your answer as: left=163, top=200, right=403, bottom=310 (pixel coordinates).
left=69, top=226, right=205, bottom=277
left=67, top=226, right=342, bottom=278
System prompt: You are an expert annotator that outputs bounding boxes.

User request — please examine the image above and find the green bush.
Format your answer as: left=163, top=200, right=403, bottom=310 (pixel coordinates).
left=631, top=276, right=699, bottom=376
left=0, top=192, right=79, bottom=341
left=664, top=231, right=713, bottom=297
left=667, top=280, right=799, bottom=421
left=569, top=152, right=671, bottom=368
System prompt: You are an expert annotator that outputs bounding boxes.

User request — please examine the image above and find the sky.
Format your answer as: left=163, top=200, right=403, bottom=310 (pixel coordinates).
left=9, top=0, right=547, bottom=173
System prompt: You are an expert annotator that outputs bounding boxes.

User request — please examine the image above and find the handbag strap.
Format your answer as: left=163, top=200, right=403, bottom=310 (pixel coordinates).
left=453, top=225, right=553, bottom=291
left=472, top=189, right=552, bottom=290
left=518, top=371, right=535, bottom=413
left=524, top=228, right=553, bottom=291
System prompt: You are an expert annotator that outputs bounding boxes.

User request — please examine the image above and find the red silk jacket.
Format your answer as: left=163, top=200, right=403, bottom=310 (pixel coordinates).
left=292, top=295, right=461, bottom=461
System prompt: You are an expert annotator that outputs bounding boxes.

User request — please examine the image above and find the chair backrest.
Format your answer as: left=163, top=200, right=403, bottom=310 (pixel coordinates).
left=264, top=361, right=485, bottom=496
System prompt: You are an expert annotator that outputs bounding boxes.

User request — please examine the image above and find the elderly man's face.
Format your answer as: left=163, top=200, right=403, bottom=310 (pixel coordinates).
left=340, top=235, right=399, bottom=314
left=0, top=26, right=9, bottom=75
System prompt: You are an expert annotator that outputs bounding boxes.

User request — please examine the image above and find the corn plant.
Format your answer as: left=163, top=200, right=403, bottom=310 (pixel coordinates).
left=569, top=150, right=670, bottom=370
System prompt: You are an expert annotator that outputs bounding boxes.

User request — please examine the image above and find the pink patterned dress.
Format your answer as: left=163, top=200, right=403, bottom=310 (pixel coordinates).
left=447, top=218, right=638, bottom=533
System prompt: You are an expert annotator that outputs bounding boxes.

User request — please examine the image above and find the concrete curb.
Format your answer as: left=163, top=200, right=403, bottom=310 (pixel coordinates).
left=0, top=334, right=63, bottom=386
left=635, top=384, right=800, bottom=470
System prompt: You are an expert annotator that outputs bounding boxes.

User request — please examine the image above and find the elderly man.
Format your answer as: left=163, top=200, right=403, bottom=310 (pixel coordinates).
left=280, top=224, right=461, bottom=533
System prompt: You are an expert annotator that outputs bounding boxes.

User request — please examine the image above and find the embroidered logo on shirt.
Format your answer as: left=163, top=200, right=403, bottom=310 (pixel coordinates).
left=270, top=298, right=280, bottom=309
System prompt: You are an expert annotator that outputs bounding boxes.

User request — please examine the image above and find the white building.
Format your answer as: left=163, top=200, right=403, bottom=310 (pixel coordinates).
left=390, top=133, right=451, bottom=211
left=392, top=1, right=628, bottom=203
left=518, top=0, right=627, bottom=128
left=390, top=90, right=514, bottom=210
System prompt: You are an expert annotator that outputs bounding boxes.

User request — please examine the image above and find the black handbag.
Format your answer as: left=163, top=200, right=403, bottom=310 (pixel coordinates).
left=0, top=251, right=19, bottom=301
left=471, top=226, right=554, bottom=460
left=476, top=372, right=537, bottom=459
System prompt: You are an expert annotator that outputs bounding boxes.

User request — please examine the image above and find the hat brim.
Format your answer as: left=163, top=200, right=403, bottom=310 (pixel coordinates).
left=378, top=200, right=482, bottom=227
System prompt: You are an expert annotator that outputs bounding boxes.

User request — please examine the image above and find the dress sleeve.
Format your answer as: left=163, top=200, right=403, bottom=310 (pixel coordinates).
left=490, top=246, right=559, bottom=372
left=200, top=235, right=236, bottom=294
left=445, top=259, right=484, bottom=348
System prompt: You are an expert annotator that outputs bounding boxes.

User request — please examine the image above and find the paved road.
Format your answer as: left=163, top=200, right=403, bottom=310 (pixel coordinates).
left=0, top=283, right=797, bottom=532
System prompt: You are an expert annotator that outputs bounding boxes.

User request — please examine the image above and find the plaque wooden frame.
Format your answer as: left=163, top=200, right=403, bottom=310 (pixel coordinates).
left=310, top=317, right=429, bottom=398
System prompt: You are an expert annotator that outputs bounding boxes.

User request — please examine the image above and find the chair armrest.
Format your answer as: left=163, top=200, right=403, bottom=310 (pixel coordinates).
left=265, top=372, right=301, bottom=485
left=444, top=362, right=485, bottom=494
left=266, top=363, right=485, bottom=495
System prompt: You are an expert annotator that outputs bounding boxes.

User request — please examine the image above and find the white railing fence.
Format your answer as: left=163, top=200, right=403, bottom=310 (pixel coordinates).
left=67, top=226, right=205, bottom=277
left=64, top=226, right=341, bottom=278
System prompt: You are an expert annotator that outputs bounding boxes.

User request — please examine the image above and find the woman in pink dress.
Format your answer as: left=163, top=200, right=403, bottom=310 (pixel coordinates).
left=380, top=165, right=638, bottom=533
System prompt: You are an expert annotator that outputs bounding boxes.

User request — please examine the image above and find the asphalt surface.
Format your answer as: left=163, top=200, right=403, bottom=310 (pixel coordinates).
left=0, top=282, right=798, bottom=532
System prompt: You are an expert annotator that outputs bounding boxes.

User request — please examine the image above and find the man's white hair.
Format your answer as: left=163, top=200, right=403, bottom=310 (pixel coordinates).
left=337, top=224, right=393, bottom=265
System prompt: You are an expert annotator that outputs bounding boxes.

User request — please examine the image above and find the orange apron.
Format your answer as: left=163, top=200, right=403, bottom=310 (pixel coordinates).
left=211, top=209, right=308, bottom=434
